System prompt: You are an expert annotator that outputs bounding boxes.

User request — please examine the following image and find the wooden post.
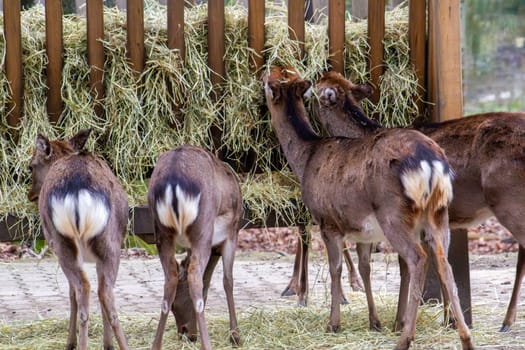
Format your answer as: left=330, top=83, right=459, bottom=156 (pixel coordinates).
left=248, top=0, right=264, bottom=74
left=45, top=0, right=63, bottom=124
left=429, top=0, right=463, bottom=121
left=208, top=0, right=225, bottom=88
left=288, top=0, right=305, bottom=59
left=328, top=0, right=345, bottom=73
left=408, top=0, right=426, bottom=116
left=4, top=0, right=23, bottom=140
left=127, top=0, right=145, bottom=74
left=368, top=0, right=385, bottom=104
left=167, top=0, right=185, bottom=61
left=86, top=0, right=105, bottom=118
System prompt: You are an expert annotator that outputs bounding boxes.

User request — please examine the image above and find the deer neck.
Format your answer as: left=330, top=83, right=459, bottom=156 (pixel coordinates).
left=268, top=95, right=320, bottom=182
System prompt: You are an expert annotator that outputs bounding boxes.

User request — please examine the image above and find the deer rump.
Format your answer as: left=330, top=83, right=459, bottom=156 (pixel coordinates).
left=43, top=162, right=112, bottom=263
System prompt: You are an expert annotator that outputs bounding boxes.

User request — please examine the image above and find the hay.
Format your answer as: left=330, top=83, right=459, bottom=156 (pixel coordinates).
left=0, top=297, right=520, bottom=349
left=0, top=2, right=421, bottom=237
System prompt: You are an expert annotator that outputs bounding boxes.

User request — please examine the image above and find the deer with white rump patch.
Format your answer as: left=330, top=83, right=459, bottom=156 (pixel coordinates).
left=27, top=129, right=129, bottom=350
left=149, top=145, right=242, bottom=350
left=263, top=67, right=473, bottom=350
left=315, top=70, right=525, bottom=333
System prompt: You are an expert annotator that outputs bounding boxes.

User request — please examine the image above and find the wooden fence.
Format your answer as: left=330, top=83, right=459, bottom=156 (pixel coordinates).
left=3, top=0, right=462, bottom=134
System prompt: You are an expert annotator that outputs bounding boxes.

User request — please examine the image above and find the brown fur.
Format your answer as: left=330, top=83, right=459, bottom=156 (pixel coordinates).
left=148, top=145, right=242, bottom=350
left=264, top=68, right=473, bottom=350
left=28, top=129, right=129, bottom=350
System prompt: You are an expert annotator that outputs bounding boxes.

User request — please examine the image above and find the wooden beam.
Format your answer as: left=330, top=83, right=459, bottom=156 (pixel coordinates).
left=328, top=0, right=345, bottom=73
left=167, top=0, right=185, bottom=61
left=127, top=0, right=145, bottom=73
left=86, top=0, right=105, bottom=118
left=288, top=0, right=305, bottom=59
left=208, top=0, right=225, bottom=87
left=45, top=0, right=63, bottom=124
left=248, top=0, right=265, bottom=74
left=368, top=0, right=385, bottom=104
left=4, top=0, right=23, bottom=139
left=429, top=0, right=463, bottom=121
left=409, top=0, right=427, bottom=117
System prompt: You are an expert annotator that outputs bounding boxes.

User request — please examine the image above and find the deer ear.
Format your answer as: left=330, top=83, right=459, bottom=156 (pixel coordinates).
left=35, top=134, right=51, bottom=157
left=265, top=81, right=281, bottom=102
left=351, top=83, right=373, bottom=102
left=296, top=80, right=313, bottom=99
left=69, top=129, right=92, bottom=152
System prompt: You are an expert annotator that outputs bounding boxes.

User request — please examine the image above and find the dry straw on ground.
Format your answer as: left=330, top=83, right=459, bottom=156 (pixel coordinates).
left=0, top=2, right=420, bottom=236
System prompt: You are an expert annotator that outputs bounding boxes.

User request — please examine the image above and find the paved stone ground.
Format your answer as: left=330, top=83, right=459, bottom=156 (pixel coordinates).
left=0, top=250, right=523, bottom=327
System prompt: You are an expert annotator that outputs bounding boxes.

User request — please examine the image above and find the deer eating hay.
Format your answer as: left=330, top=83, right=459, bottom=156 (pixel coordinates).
left=316, top=70, right=525, bottom=333
left=148, top=145, right=242, bottom=350
left=263, top=67, right=473, bottom=350
left=27, top=129, right=129, bottom=350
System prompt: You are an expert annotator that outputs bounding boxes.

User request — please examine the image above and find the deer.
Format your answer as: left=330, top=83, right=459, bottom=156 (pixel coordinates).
left=148, top=144, right=242, bottom=350
left=27, top=129, right=129, bottom=350
left=315, top=70, right=525, bottom=332
left=263, top=66, right=474, bottom=350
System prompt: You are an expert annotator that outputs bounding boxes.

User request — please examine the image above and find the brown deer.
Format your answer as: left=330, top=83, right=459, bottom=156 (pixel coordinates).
left=148, top=145, right=242, bottom=350
left=315, top=70, right=525, bottom=332
left=263, top=67, right=473, bottom=350
left=27, top=129, right=129, bottom=350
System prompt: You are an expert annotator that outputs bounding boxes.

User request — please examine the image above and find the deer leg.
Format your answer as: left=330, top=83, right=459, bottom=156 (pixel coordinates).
left=343, top=241, right=363, bottom=292
left=152, top=234, right=179, bottom=350
left=394, top=255, right=409, bottom=332
left=501, top=244, right=525, bottom=331
left=320, top=226, right=344, bottom=333
left=282, top=225, right=309, bottom=307
left=96, top=257, right=129, bottom=350
left=187, top=245, right=213, bottom=350
left=60, top=262, right=90, bottom=350
left=66, top=282, right=78, bottom=350
left=356, top=242, right=381, bottom=331
left=222, top=236, right=241, bottom=346
left=429, top=235, right=473, bottom=348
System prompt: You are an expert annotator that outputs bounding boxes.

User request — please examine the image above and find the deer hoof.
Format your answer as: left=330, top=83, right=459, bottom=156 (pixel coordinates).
left=461, top=337, right=475, bottom=350
left=326, top=324, right=341, bottom=333
left=394, top=336, right=412, bottom=350
left=281, top=286, right=297, bottom=297
left=66, top=344, right=76, bottom=350
left=340, top=295, right=349, bottom=305
left=370, top=320, right=382, bottom=332
left=103, top=346, right=115, bottom=350
left=500, top=323, right=511, bottom=332
left=230, top=331, right=241, bottom=347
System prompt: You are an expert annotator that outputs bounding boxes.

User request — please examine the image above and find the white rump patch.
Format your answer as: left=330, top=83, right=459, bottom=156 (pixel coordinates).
left=156, top=184, right=201, bottom=241
left=401, top=160, right=432, bottom=208
left=431, top=160, right=453, bottom=204
left=50, top=189, right=109, bottom=242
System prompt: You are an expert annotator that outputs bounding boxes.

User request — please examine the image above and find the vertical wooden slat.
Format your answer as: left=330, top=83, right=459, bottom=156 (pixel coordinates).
left=288, top=0, right=305, bottom=59
left=87, top=0, right=105, bottom=117
left=127, top=0, right=145, bottom=73
left=208, top=0, right=225, bottom=88
left=409, top=0, right=426, bottom=117
left=427, top=0, right=436, bottom=121
left=248, top=0, right=265, bottom=74
left=4, top=0, right=23, bottom=137
left=429, top=0, right=463, bottom=121
left=167, top=0, right=185, bottom=61
left=368, top=0, right=385, bottom=104
left=328, top=0, right=345, bottom=73
left=45, top=0, right=63, bottom=124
